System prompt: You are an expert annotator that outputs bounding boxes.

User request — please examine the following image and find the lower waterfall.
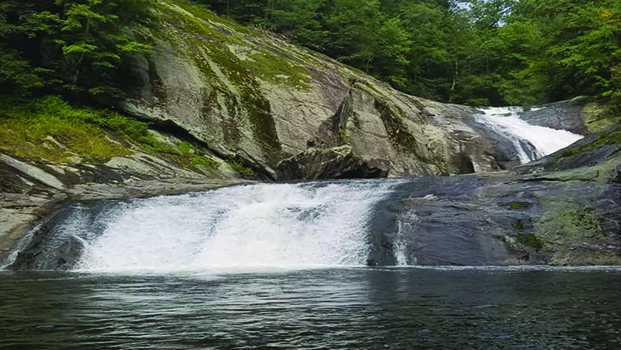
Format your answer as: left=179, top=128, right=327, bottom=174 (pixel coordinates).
left=72, top=181, right=400, bottom=272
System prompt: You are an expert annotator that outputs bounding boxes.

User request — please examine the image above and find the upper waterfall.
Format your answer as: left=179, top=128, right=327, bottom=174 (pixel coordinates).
left=476, top=107, right=584, bottom=164
left=74, top=181, right=399, bottom=272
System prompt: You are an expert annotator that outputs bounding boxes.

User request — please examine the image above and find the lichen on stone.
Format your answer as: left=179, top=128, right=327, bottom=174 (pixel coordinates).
left=509, top=201, right=533, bottom=210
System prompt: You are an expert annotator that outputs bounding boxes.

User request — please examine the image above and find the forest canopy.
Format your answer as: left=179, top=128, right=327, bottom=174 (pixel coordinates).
left=200, top=0, right=621, bottom=107
left=0, top=0, right=619, bottom=108
left=0, top=0, right=154, bottom=103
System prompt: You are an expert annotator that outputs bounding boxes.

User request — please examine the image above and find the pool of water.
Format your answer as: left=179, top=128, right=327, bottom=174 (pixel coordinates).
left=1, top=267, right=620, bottom=349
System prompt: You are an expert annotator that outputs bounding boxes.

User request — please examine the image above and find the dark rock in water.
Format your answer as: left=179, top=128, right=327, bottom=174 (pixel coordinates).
left=467, top=122, right=523, bottom=169
left=367, top=175, right=525, bottom=266
left=8, top=201, right=116, bottom=271
left=519, top=98, right=590, bottom=135
left=367, top=194, right=403, bottom=266
left=517, top=125, right=621, bottom=175
left=276, top=145, right=389, bottom=180
left=366, top=171, right=621, bottom=266
left=12, top=235, right=86, bottom=271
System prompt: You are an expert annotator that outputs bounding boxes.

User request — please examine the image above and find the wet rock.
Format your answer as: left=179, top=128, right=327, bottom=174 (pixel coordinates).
left=519, top=97, right=591, bottom=135
left=610, top=165, right=621, bottom=183
left=517, top=125, right=621, bottom=175
left=367, top=171, right=621, bottom=266
left=0, top=151, right=247, bottom=266
left=12, top=233, right=85, bottom=271
left=1, top=155, right=66, bottom=190
left=276, top=145, right=389, bottom=180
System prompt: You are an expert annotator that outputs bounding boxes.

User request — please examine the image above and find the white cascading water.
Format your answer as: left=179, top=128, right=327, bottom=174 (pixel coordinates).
left=76, top=181, right=399, bottom=272
left=476, top=107, right=583, bottom=163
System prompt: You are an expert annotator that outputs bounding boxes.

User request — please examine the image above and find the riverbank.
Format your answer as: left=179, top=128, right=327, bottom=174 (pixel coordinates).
left=0, top=152, right=249, bottom=265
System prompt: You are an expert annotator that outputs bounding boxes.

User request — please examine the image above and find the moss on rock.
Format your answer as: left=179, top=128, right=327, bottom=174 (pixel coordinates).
left=517, top=233, right=544, bottom=250
left=0, top=97, right=141, bottom=163
left=509, top=201, right=533, bottom=210
left=535, top=203, right=608, bottom=244
left=244, top=52, right=311, bottom=89
left=159, top=3, right=287, bottom=160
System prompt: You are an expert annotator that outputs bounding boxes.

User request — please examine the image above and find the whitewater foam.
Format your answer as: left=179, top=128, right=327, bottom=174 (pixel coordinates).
left=76, top=181, right=400, bottom=272
left=476, top=107, right=583, bottom=163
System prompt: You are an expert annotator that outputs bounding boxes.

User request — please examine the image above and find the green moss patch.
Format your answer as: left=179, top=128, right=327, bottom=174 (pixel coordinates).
left=536, top=204, right=607, bottom=243
left=160, top=3, right=284, bottom=158
left=227, top=159, right=256, bottom=177
left=560, top=128, right=621, bottom=158
left=245, top=52, right=310, bottom=89
left=178, top=141, right=219, bottom=170
left=584, top=102, right=621, bottom=134
left=512, top=220, right=525, bottom=230
left=517, top=233, right=544, bottom=250
left=0, top=96, right=142, bottom=162
left=174, top=0, right=251, bottom=35
left=509, top=201, right=533, bottom=210
left=0, top=96, right=219, bottom=172
left=163, top=0, right=311, bottom=90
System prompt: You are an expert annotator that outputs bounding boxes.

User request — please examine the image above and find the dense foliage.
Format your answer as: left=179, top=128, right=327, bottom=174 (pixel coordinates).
left=200, top=0, right=621, bottom=107
left=0, top=0, right=619, bottom=107
left=0, top=0, right=154, bottom=102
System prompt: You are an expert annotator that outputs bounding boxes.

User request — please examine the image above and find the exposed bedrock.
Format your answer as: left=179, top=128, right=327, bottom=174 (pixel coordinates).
left=10, top=166, right=621, bottom=270
left=2, top=0, right=617, bottom=268
left=121, top=2, right=572, bottom=179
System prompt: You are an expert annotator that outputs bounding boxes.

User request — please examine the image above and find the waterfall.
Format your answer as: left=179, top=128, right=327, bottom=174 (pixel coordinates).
left=476, top=107, right=583, bottom=163
left=73, top=181, right=399, bottom=272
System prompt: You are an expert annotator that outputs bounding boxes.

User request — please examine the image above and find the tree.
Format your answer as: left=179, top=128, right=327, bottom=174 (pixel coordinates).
left=0, top=0, right=155, bottom=101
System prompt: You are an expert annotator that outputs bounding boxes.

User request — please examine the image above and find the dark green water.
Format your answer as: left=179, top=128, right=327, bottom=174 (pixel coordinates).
left=1, top=267, right=620, bottom=349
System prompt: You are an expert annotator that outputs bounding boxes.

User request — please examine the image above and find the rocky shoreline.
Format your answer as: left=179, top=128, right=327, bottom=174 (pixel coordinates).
left=0, top=152, right=249, bottom=265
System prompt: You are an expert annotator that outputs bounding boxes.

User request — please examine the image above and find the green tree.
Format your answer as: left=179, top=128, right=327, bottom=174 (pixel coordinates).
left=0, top=1, right=44, bottom=97
left=0, top=0, right=154, bottom=101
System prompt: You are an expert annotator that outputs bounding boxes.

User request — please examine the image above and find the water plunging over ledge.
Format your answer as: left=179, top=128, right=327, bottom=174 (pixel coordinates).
left=8, top=169, right=620, bottom=271
left=13, top=180, right=402, bottom=272
left=476, top=107, right=583, bottom=164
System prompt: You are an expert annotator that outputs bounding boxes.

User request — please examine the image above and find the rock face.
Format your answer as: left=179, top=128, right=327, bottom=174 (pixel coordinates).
left=612, top=165, right=621, bottom=183
left=119, top=1, right=518, bottom=180
left=276, top=145, right=389, bottom=180
left=367, top=154, right=621, bottom=266
left=518, top=97, right=592, bottom=135
left=516, top=124, right=621, bottom=175
left=10, top=144, right=621, bottom=270
left=365, top=127, right=621, bottom=266
left=366, top=172, right=621, bottom=266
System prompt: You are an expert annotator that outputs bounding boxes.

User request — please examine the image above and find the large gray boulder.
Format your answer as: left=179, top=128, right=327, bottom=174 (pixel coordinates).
left=119, top=2, right=513, bottom=179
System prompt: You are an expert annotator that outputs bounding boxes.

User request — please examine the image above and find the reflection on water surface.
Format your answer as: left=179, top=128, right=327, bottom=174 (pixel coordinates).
left=1, top=267, right=620, bottom=349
